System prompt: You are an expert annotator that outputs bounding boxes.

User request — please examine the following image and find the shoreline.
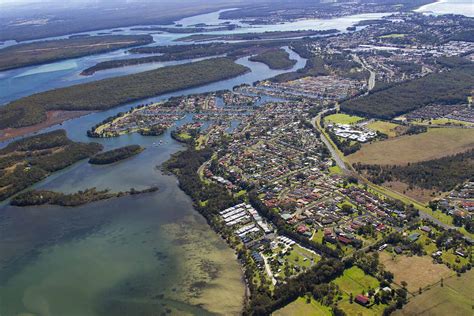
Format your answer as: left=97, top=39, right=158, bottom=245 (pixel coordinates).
left=0, top=110, right=93, bottom=143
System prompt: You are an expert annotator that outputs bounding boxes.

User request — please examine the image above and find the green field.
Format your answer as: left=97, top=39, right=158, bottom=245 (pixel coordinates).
left=273, top=297, right=332, bottom=316
left=394, top=271, right=474, bottom=316
left=333, top=266, right=379, bottom=295
left=379, top=33, right=406, bottom=38
left=325, top=113, right=364, bottom=125
left=427, top=118, right=474, bottom=126
left=349, top=128, right=474, bottom=165
left=338, top=299, right=387, bottom=316
left=329, top=165, right=343, bottom=174
left=333, top=267, right=386, bottom=316
left=366, top=120, right=401, bottom=138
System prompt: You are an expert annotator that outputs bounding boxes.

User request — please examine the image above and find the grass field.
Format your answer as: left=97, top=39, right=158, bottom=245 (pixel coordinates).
left=329, top=165, right=343, bottom=174
left=348, top=128, right=474, bottom=165
left=414, top=118, right=474, bottom=126
left=366, top=120, right=401, bottom=138
left=333, top=267, right=387, bottom=316
left=379, top=33, right=406, bottom=38
left=333, top=266, right=379, bottom=295
left=338, top=299, right=387, bottom=316
left=394, top=270, right=474, bottom=316
left=325, top=113, right=364, bottom=125
left=380, top=252, right=454, bottom=294
left=273, top=297, right=332, bottom=316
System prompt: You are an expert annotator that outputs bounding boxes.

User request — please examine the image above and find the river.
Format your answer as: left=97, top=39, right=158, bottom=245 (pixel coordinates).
left=0, top=4, right=467, bottom=315
left=0, top=28, right=308, bottom=316
left=415, top=0, right=474, bottom=17
left=0, top=11, right=390, bottom=105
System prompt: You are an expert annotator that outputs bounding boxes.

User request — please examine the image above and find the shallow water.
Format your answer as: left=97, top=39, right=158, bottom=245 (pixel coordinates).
left=0, top=24, right=309, bottom=316
left=1, top=5, right=441, bottom=314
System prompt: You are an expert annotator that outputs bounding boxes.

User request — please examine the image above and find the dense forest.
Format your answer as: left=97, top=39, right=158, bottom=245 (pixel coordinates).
left=341, top=66, right=474, bottom=119
left=269, top=44, right=369, bottom=83
left=177, top=29, right=339, bottom=42
left=0, top=130, right=102, bottom=201
left=82, top=40, right=291, bottom=75
left=10, top=186, right=158, bottom=207
left=354, top=150, right=474, bottom=192
left=249, top=48, right=297, bottom=70
left=89, top=145, right=144, bottom=165
left=138, top=124, right=167, bottom=136
left=0, top=35, right=153, bottom=71
left=130, top=25, right=238, bottom=33
left=0, top=58, right=249, bottom=129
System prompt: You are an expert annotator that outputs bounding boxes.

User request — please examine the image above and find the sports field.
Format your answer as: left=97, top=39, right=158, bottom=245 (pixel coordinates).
left=348, top=128, right=474, bottom=165
left=395, top=270, right=474, bottom=316
left=325, top=113, right=364, bottom=125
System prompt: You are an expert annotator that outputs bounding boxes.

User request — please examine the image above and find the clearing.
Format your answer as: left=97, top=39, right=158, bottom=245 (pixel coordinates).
left=366, top=120, right=402, bottom=138
left=380, top=252, right=454, bottom=294
left=273, top=297, right=332, bottom=316
left=325, top=113, right=364, bottom=125
left=348, top=128, right=474, bottom=165
left=394, top=270, right=474, bottom=316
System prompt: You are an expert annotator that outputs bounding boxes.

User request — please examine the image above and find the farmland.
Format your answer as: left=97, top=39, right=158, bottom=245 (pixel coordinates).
left=379, top=252, right=454, bottom=294
left=332, top=266, right=386, bottom=316
left=333, top=266, right=379, bottom=295
left=366, top=120, right=402, bottom=138
left=273, top=297, right=332, bottom=316
left=395, top=270, right=474, bottom=316
left=348, top=128, right=474, bottom=165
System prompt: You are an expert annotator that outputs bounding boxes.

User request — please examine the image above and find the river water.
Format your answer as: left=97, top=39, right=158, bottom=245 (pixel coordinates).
left=0, top=5, right=467, bottom=316
left=415, top=0, right=474, bottom=17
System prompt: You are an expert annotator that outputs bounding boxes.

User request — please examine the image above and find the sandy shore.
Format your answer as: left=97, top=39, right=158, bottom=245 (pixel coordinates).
left=0, top=110, right=93, bottom=142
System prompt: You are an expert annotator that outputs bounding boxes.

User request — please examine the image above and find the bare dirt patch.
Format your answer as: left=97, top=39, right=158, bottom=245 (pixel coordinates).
left=383, top=181, right=439, bottom=204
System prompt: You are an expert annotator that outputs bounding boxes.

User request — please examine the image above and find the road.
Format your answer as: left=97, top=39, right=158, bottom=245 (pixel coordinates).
left=352, top=54, right=375, bottom=91
left=311, top=108, right=474, bottom=243
left=311, top=111, right=349, bottom=172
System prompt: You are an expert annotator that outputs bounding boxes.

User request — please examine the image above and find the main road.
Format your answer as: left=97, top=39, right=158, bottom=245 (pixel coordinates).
left=311, top=108, right=473, bottom=242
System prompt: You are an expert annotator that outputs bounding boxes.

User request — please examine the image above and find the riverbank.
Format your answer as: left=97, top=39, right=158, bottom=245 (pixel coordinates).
left=0, top=110, right=93, bottom=142
left=0, top=58, right=250, bottom=130
left=10, top=186, right=158, bottom=207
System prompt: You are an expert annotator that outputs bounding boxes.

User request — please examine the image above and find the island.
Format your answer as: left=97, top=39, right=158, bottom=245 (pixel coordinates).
left=89, top=145, right=144, bottom=165
left=0, top=129, right=102, bottom=201
left=10, top=186, right=159, bottom=207
left=0, top=35, right=153, bottom=71
left=129, top=25, right=238, bottom=33
left=81, top=41, right=288, bottom=76
left=0, top=58, right=250, bottom=132
left=249, top=48, right=297, bottom=70
left=177, top=29, right=340, bottom=42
